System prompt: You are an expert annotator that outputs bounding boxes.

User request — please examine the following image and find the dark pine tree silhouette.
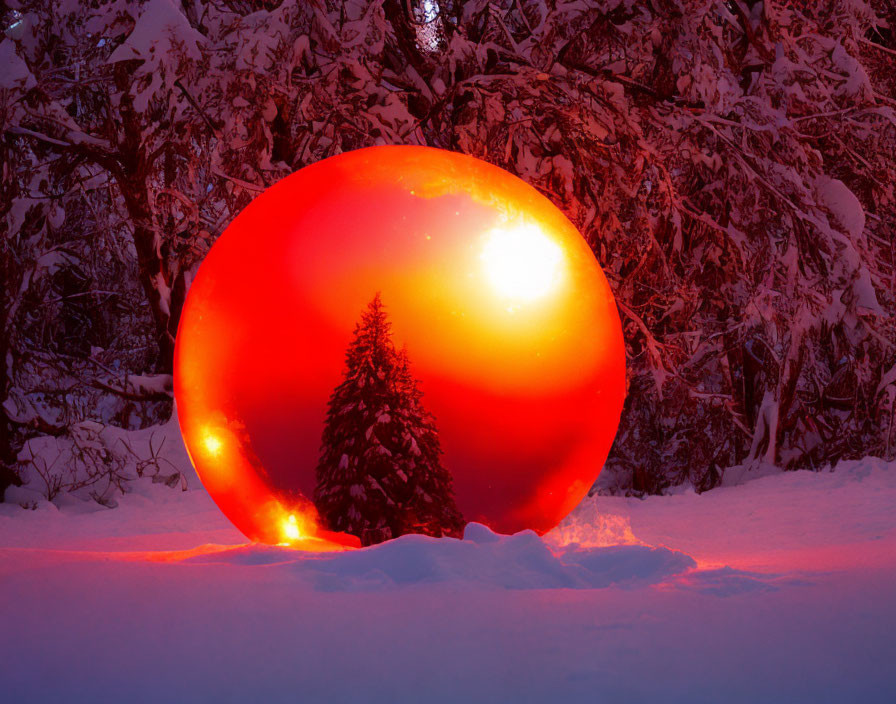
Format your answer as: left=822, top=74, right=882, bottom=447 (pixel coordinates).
left=314, top=293, right=465, bottom=546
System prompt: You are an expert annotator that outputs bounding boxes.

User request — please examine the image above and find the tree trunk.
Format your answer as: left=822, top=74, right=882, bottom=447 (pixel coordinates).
left=113, top=63, right=177, bottom=373
left=0, top=246, right=20, bottom=492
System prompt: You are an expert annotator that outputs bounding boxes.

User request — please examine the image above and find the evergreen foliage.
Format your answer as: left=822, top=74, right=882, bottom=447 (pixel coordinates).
left=314, top=294, right=465, bottom=546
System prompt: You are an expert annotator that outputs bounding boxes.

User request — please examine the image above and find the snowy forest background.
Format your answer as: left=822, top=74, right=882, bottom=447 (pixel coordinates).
left=1, top=0, right=895, bottom=505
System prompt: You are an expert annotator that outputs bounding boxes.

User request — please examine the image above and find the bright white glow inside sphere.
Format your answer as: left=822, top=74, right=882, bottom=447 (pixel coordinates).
left=283, top=514, right=301, bottom=541
left=202, top=430, right=223, bottom=457
left=481, top=223, right=564, bottom=301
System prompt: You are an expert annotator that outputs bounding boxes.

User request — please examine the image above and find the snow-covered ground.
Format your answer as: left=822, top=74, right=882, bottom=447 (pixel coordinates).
left=1, top=422, right=895, bottom=703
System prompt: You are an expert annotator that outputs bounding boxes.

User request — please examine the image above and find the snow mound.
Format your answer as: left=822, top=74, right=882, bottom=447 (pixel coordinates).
left=184, top=522, right=696, bottom=591
left=556, top=457, right=896, bottom=574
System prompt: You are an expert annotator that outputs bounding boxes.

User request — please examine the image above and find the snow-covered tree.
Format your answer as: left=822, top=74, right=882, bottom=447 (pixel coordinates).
left=314, top=294, right=464, bottom=546
left=2, top=0, right=895, bottom=501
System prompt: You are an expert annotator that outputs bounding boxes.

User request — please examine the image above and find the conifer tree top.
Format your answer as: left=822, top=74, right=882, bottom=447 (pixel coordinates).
left=314, top=293, right=464, bottom=546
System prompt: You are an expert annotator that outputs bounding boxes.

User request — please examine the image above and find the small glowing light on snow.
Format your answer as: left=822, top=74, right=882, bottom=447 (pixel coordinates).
left=481, top=223, right=564, bottom=301
left=201, top=430, right=223, bottom=457
left=282, top=514, right=302, bottom=541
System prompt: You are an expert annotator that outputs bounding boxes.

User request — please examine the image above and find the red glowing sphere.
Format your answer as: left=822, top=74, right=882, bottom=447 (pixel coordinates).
left=174, top=146, right=625, bottom=548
